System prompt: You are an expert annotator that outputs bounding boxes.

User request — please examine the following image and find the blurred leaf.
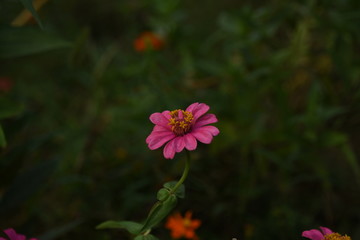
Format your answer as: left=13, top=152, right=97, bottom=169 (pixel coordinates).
left=0, top=99, right=25, bottom=119
left=0, top=26, right=71, bottom=59
left=36, top=219, right=83, bottom=240
left=68, top=27, right=90, bottom=67
left=96, top=221, right=142, bottom=234
left=324, top=131, right=347, bottom=146
left=0, top=124, right=6, bottom=147
left=217, top=13, right=239, bottom=34
left=0, top=158, right=59, bottom=213
left=341, top=142, right=360, bottom=184
left=19, top=0, right=44, bottom=29
left=140, top=195, right=177, bottom=232
left=134, top=234, right=159, bottom=240
left=154, top=0, right=180, bottom=14
left=289, top=19, right=312, bottom=67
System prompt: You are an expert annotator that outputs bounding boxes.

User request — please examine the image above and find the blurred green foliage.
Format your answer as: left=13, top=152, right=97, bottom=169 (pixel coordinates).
left=1, top=0, right=360, bottom=239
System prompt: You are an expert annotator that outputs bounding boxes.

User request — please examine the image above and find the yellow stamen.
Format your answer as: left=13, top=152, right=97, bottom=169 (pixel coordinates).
left=324, top=233, right=351, bottom=240
left=183, top=218, right=191, bottom=227
left=168, top=110, right=194, bottom=136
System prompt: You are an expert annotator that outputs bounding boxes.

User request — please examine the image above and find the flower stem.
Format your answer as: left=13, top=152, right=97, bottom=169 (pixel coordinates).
left=139, top=152, right=192, bottom=233
left=171, top=151, right=191, bottom=194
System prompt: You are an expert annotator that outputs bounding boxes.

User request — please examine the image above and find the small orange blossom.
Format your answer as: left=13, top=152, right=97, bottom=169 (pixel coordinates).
left=133, top=31, right=164, bottom=52
left=165, top=211, right=201, bottom=240
left=0, top=77, right=13, bottom=93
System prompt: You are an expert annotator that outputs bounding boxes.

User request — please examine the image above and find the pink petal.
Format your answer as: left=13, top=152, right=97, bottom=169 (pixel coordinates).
left=185, top=102, right=199, bottom=113
left=4, top=229, right=19, bottom=240
left=149, top=112, right=170, bottom=127
left=146, top=127, right=172, bottom=144
left=194, top=125, right=219, bottom=136
left=147, top=132, right=176, bottom=150
left=191, top=129, right=213, bottom=144
left=174, top=137, right=185, bottom=153
left=194, top=113, right=218, bottom=128
left=0, top=238, right=7, bottom=240
left=320, top=227, right=333, bottom=236
left=152, top=125, right=170, bottom=132
left=163, top=139, right=176, bottom=159
left=162, top=110, right=171, bottom=120
left=16, top=235, right=26, bottom=240
left=189, top=103, right=210, bottom=120
left=184, top=134, right=197, bottom=150
left=302, top=229, right=324, bottom=240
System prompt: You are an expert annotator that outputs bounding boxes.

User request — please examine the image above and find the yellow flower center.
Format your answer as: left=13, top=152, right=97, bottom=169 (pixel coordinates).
left=168, top=110, right=194, bottom=136
left=183, top=218, right=191, bottom=227
left=324, top=233, right=351, bottom=240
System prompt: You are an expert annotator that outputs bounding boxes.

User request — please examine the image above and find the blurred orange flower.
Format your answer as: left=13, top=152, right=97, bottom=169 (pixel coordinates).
left=0, top=77, right=13, bottom=93
left=133, top=32, right=164, bottom=52
left=165, top=211, right=201, bottom=240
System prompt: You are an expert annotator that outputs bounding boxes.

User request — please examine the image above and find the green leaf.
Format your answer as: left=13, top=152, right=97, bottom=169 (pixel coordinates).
left=96, top=221, right=142, bottom=234
left=0, top=26, right=72, bottom=59
left=0, top=124, right=6, bottom=148
left=324, top=131, right=347, bottom=146
left=289, top=19, right=311, bottom=67
left=153, top=0, right=180, bottom=14
left=0, top=98, right=25, bottom=119
left=19, top=0, right=44, bottom=29
left=164, top=181, right=185, bottom=198
left=134, top=234, right=159, bottom=240
left=140, top=195, right=177, bottom=232
left=135, top=234, right=159, bottom=240
left=156, top=188, right=170, bottom=201
left=341, top=143, right=360, bottom=185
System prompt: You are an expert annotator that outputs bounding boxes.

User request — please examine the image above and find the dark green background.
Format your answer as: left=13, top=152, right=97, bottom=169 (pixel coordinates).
left=0, top=0, right=359, bottom=239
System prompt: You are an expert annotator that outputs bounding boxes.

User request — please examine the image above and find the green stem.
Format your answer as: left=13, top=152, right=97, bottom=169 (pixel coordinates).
left=140, top=151, right=192, bottom=233
left=171, top=151, right=191, bottom=194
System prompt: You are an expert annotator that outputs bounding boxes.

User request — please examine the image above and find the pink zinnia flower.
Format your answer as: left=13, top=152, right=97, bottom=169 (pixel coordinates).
left=0, top=228, right=37, bottom=240
left=302, top=226, right=351, bottom=240
left=146, top=102, right=219, bottom=159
